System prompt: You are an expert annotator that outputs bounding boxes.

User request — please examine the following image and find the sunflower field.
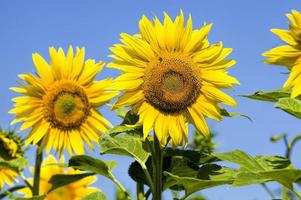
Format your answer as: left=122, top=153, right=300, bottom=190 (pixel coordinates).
left=1, top=1, right=301, bottom=200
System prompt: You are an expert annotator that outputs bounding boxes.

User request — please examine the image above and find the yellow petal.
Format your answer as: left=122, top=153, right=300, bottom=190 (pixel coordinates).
left=187, top=106, right=210, bottom=137
left=32, top=53, right=54, bottom=86
left=202, top=85, right=237, bottom=106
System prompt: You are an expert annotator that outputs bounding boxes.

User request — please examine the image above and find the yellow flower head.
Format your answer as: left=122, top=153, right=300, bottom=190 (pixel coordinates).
left=19, top=155, right=98, bottom=200
left=263, top=10, right=301, bottom=98
left=10, top=47, right=118, bottom=156
left=109, top=11, right=239, bottom=146
left=0, top=129, right=23, bottom=160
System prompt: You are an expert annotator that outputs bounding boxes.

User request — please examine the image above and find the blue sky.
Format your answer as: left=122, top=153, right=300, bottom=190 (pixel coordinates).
left=1, top=0, right=301, bottom=199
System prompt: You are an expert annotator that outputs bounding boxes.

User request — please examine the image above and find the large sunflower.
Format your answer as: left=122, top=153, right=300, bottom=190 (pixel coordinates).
left=19, top=155, right=98, bottom=200
left=263, top=10, right=301, bottom=98
left=109, top=11, right=239, bottom=146
left=10, top=47, right=118, bottom=155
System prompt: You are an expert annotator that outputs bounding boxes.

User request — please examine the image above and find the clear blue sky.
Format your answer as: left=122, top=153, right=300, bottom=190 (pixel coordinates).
left=1, top=1, right=301, bottom=199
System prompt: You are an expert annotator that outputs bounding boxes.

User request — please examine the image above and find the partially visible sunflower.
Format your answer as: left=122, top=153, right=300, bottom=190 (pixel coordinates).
left=0, top=129, right=24, bottom=160
left=19, top=155, right=98, bottom=200
left=10, top=47, right=118, bottom=155
left=263, top=10, right=301, bottom=98
left=0, top=167, right=18, bottom=190
left=0, top=129, right=23, bottom=189
left=109, top=11, right=239, bottom=146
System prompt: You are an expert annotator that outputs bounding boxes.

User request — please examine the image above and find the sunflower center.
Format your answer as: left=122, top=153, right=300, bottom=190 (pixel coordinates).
left=44, top=81, right=90, bottom=130
left=162, top=71, right=185, bottom=92
left=55, top=94, right=77, bottom=115
left=143, top=54, right=201, bottom=113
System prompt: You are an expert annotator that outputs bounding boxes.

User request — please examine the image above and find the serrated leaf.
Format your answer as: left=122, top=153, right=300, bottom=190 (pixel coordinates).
left=48, top=173, right=95, bottom=193
left=242, top=90, right=290, bottom=102
left=68, top=155, right=116, bottom=180
left=99, top=134, right=150, bottom=165
left=275, top=97, right=301, bottom=119
left=82, top=192, right=107, bottom=200
left=164, top=157, right=237, bottom=196
left=214, top=150, right=301, bottom=189
left=220, top=108, right=252, bottom=121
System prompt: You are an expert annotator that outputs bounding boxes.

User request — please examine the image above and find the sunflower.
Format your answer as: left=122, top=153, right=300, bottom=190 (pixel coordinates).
left=19, top=155, right=98, bottom=200
left=0, top=130, right=24, bottom=190
left=109, top=11, right=239, bottom=146
left=0, top=167, right=18, bottom=190
left=0, top=129, right=24, bottom=160
left=10, top=47, right=118, bottom=155
left=263, top=10, right=301, bottom=98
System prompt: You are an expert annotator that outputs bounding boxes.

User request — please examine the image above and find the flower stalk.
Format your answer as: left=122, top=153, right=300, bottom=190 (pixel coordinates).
left=32, top=145, right=43, bottom=196
left=151, top=135, right=163, bottom=200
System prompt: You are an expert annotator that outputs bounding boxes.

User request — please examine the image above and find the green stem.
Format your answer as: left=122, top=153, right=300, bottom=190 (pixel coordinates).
left=152, top=134, right=163, bottom=200
left=145, top=189, right=151, bottom=200
left=291, top=187, right=301, bottom=199
left=136, top=182, right=144, bottom=200
left=286, top=134, right=301, bottom=159
left=32, top=146, right=43, bottom=196
left=282, top=134, right=301, bottom=199
left=260, top=183, right=275, bottom=199
left=20, top=173, right=33, bottom=193
left=0, top=185, right=26, bottom=199
left=109, top=172, right=129, bottom=197
left=281, top=186, right=288, bottom=200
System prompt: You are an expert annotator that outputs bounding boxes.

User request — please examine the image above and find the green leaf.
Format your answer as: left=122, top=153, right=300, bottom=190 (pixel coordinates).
left=120, top=111, right=139, bottom=125
left=69, top=155, right=116, bottom=180
left=82, top=192, right=107, bottom=200
left=108, top=125, right=139, bottom=136
left=69, top=155, right=129, bottom=198
left=165, top=148, right=219, bottom=164
left=0, top=157, right=28, bottom=173
left=164, top=157, right=237, bottom=196
left=242, top=89, right=290, bottom=102
left=109, top=111, right=142, bottom=136
left=220, top=108, right=252, bottom=121
left=275, top=97, right=301, bottom=119
left=99, top=134, right=150, bottom=165
left=214, top=150, right=301, bottom=189
left=48, top=173, right=95, bottom=193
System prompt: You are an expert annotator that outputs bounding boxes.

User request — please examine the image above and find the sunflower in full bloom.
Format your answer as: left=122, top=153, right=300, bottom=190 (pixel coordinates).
left=19, top=155, right=98, bottom=200
left=10, top=47, right=118, bottom=155
left=109, top=11, right=239, bottom=146
left=263, top=10, right=301, bottom=98
left=0, top=129, right=24, bottom=189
